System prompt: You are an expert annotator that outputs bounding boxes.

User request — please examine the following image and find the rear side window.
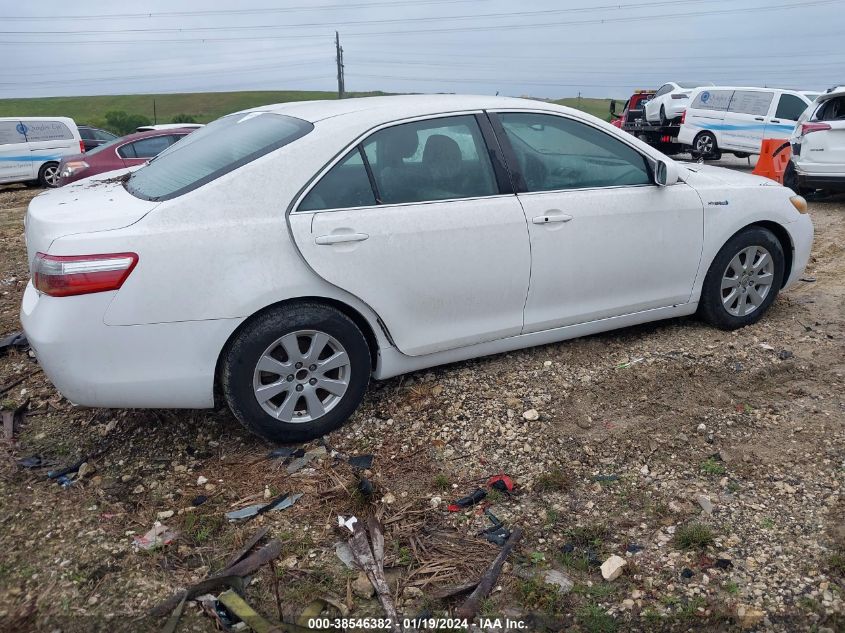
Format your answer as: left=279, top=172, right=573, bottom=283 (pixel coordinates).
left=299, top=149, right=376, bottom=211
left=119, top=135, right=174, bottom=159
left=728, top=91, right=774, bottom=116
left=0, top=121, right=27, bottom=145
left=814, top=96, right=845, bottom=121
left=126, top=112, right=313, bottom=201
left=691, top=90, right=733, bottom=111
left=20, top=120, right=74, bottom=142
left=775, top=94, right=809, bottom=121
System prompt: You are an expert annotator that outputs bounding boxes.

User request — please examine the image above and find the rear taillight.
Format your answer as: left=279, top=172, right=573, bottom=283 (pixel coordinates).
left=79, top=140, right=85, bottom=153
left=33, top=252, right=138, bottom=297
left=801, top=122, right=831, bottom=136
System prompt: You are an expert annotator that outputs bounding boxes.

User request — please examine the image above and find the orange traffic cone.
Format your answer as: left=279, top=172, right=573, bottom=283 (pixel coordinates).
left=752, top=139, right=792, bottom=184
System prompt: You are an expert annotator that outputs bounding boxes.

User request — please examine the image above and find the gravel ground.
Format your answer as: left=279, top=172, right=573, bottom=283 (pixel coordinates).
left=0, top=170, right=843, bottom=633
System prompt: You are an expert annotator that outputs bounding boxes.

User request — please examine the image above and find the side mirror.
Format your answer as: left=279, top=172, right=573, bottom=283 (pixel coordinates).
left=654, top=159, right=679, bottom=187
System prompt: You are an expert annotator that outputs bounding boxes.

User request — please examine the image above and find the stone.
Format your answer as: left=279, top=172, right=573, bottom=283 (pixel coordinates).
left=382, top=492, right=396, bottom=505
left=157, top=510, right=174, bottom=520
left=402, top=586, right=424, bottom=600
left=735, top=604, right=765, bottom=630
left=196, top=475, right=208, bottom=486
left=697, top=494, right=714, bottom=514
left=522, top=409, right=540, bottom=421
left=600, top=555, right=627, bottom=581
left=429, top=496, right=441, bottom=508
left=640, top=464, right=650, bottom=475
left=132, top=485, right=144, bottom=494
left=697, top=423, right=707, bottom=433
left=541, top=570, right=574, bottom=594
left=77, top=462, right=96, bottom=479
left=352, top=572, right=375, bottom=598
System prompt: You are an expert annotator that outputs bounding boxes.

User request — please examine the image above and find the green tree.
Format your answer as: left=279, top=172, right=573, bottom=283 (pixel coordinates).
left=171, top=113, right=197, bottom=124
left=103, top=110, right=151, bottom=135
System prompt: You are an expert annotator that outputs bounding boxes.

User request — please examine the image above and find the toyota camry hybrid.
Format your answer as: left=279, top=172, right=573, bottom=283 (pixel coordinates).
left=21, top=95, right=813, bottom=443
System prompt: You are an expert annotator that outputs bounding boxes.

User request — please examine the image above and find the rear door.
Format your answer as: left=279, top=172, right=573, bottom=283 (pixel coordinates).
left=289, top=113, right=531, bottom=357
left=0, top=121, right=33, bottom=183
left=766, top=92, right=809, bottom=138
left=801, top=95, right=845, bottom=169
left=724, top=90, right=775, bottom=150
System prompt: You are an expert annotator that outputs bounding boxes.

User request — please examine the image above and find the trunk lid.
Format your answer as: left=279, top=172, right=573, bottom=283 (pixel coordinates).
left=24, top=174, right=158, bottom=269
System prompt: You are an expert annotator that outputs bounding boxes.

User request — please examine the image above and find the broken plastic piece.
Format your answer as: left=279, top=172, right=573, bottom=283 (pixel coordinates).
left=134, top=522, right=178, bottom=551
left=0, top=331, right=28, bottom=355
left=191, top=495, right=208, bottom=506
left=480, top=509, right=511, bottom=546
left=225, top=492, right=302, bottom=522
left=591, top=474, right=619, bottom=483
left=487, top=473, right=514, bottom=493
left=286, top=446, right=327, bottom=473
left=447, top=488, right=487, bottom=512
left=357, top=477, right=375, bottom=499
left=347, top=454, right=374, bottom=469
left=16, top=455, right=44, bottom=469
left=268, top=446, right=299, bottom=459
left=338, top=515, right=358, bottom=533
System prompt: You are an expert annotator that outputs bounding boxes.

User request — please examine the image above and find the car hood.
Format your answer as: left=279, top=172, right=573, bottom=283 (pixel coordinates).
left=679, top=162, right=779, bottom=187
left=25, top=173, right=158, bottom=269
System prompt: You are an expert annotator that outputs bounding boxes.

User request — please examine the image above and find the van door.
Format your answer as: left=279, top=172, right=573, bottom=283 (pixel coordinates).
left=724, top=90, right=775, bottom=151
left=766, top=92, right=810, bottom=138
left=24, top=120, right=77, bottom=176
left=0, top=121, right=34, bottom=184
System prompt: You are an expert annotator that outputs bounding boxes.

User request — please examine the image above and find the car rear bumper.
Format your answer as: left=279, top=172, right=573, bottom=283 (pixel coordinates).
left=20, top=282, right=242, bottom=409
left=793, top=162, right=845, bottom=191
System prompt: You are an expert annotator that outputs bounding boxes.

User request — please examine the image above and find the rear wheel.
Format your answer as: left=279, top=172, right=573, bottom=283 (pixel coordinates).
left=659, top=106, right=668, bottom=126
left=698, top=227, right=785, bottom=330
left=38, top=162, right=60, bottom=188
left=783, top=160, right=805, bottom=195
left=221, top=303, right=371, bottom=443
left=692, top=131, right=719, bottom=160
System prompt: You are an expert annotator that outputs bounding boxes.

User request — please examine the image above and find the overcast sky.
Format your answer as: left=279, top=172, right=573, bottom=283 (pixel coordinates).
left=1, top=0, right=843, bottom=100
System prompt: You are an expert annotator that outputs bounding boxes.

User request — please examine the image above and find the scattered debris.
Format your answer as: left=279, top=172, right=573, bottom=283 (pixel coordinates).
left=286, top=445, right=327, bottom=474
left=600, top=554, right=627, bottom=581
left=800, top=276, right=816, bottom=282
left=487, top=473, right=514, bottom=493
left=191, top=495, right=208, bottom=506
left=541, top=569, right=574, bottom=594
left=778, top=349, right=794, bottom=360
left=217, top=589, right=284, bottom=633
left=591, top=474, right=619, bottom=483
left=225, top=492, right=302, bottom=522
left=357, top=477, right=375, bottom=499
left=626, top=543, right=644, bottom=554
left=447, top=487, right=487, bottom=512
left=0, top=331, right=27, bottom=355
left=267, top=446, right=299, bottom=459
left=133, top=522, right=179, bottom=551
left=337, top=515, right=358, bottom=534
left=456, top=526, right=523, bottom=619
left=615, top=357, right=644, bottom=369
left=1, top=398, right=27, bottom=440
left=334, top=541, right=357, bottom=569
left=15, top=455, right=45, bottom=469
left=347, top=454, right=374, bottom=469
left=680, top=567, right=694, bottom=579
left=715, top=557, right=733, bottom=570
left=479, top=509, right=511, bottom=546
left=346, top=516, right=401, bottom=632
left=429, top=581, right=480, bottom=600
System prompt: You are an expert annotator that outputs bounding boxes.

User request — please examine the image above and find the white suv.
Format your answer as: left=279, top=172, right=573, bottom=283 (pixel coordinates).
left=644, top=81, right=714, bottom=125
left=786, top=86, right=845, bottom=194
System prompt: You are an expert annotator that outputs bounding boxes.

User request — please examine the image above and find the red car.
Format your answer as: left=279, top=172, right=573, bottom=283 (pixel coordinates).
left=57, top=127, right=196, bottom=186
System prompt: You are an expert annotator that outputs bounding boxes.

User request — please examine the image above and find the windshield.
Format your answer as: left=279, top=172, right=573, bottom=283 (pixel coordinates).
left=125, top=112, right=313, bottom=201
left=677, top=82, right=710, bottom=89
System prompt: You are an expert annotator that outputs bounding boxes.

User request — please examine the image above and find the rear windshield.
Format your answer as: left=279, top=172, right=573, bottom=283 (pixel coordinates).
left=677, top=82, right=709, bottom=89
left=125, top=112, right=313, bottom=201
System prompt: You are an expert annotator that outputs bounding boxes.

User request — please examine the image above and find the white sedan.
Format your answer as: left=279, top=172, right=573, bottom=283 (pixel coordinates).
left=645, top=81, right=714, bottom=125
left=21, top=95, right=813, bottom=443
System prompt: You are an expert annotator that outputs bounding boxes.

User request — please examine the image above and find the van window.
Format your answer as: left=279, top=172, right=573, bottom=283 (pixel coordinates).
left=691, top=90, right=732, bottom=111
left=728, top=91, right=774, bottom=116
left=774, top=94, right=809, bottom=121
left=299, top=148, right=376, bottom=211
left=20, top=120, right=74, bottom=142
left=0, top=121, right=27, bottom=145
left=126, top=112, right=313, bottom=201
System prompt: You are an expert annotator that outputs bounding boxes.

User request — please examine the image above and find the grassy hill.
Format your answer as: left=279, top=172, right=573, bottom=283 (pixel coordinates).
left=0, top=90, right=614, bottom=129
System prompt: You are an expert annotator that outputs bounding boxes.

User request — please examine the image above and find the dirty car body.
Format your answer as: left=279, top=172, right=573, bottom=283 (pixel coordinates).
left=21, top=95, right=814, bottom=442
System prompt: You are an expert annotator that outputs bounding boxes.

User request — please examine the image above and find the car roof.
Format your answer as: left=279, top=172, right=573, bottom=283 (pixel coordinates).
left=235, top=94, right=567, bottom=124
left=817, top=86, right=845, bottom=102
left=115, top=127, right=197, bottom=143
left=0, top=116, right=77, bottom=124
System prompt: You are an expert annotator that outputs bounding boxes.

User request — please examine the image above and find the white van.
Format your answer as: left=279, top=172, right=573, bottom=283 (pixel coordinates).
left=677, top=87, right=814, bottom=159
left=0, top=117, right=84, bottom=187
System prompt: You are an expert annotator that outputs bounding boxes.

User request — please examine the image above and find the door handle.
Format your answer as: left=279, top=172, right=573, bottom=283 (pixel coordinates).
left=315, top=232, right=369, bottom=245
left=754, top=117, right=765, bottom=121
left=532, top=214, right=573, bottom=224
left=771, top=119, right=781, bottom=123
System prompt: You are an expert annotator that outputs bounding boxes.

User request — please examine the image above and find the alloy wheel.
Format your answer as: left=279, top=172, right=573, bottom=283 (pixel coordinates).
left=252, top=329, right=350, bottom=423
left=696, top=135, right=714, bottom=155
left=720, top=245, right=775, bottom=316
left=43, top=165, right=59, bottom=187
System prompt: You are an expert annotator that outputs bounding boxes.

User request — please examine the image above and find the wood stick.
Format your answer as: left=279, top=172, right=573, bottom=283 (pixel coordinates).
left=455, top=527, right=523, bottom=620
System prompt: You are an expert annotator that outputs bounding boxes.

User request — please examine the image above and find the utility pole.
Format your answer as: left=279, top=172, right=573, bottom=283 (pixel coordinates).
left=335, top=31, right=345, bottom=99
left=153, top=98, right=157, bottom=124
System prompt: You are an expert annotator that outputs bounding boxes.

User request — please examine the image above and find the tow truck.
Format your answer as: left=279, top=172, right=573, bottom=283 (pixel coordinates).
left=610, top=89, right=684, bottom=155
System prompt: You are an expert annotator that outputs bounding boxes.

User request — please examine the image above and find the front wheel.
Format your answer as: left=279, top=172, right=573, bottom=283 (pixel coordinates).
left=698, top=227, right=785, bottom=330
left=692, top=131, right=719, bottom=160
left=38, top=162, right=60, bottom=188
left=221, top=303, right=371, bottom=443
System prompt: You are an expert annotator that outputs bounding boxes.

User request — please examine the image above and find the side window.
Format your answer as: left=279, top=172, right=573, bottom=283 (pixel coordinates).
left=299, top=148, right=376, bottom=211
left=20, top=120, right=74, bottom=142
left=0, top=121, right=27, bottom=145
left=814, top=96, right=845, bottom=122
left=728, top=91, right=774, bottom=116
left=655, top=84, right=671, bottom=97
left=775, top=94, right=809, bottom=121
left=120, top=135, right=172, bottom=159
left=692, top=90, right=733, bottom=111
left=363, top=115, right=498, bottom=205
left=498, top=112, right=651, bottom=192
left=95, top=129, right=117, bottom=142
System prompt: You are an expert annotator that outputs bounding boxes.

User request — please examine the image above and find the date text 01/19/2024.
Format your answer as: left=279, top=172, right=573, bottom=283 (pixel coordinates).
left=307, top=618, right=528, bottom=630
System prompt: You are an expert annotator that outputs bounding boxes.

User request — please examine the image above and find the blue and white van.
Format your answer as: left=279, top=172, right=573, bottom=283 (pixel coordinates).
left=0, top=117, right=84, bottom=187
left=677, top=87, right=815, bottom=159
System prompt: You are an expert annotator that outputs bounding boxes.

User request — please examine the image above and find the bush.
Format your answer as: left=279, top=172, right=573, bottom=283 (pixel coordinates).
left=104, top=110, right=151, bottom=135
left=171, top=113, right=197, bottom=124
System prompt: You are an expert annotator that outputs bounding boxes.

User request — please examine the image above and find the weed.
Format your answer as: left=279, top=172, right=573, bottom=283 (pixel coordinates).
left=677, top=596, right=706, bottom=621
left=700, top=458, right=727, bottom=476
left=433, top=474, right=450, bottom=490
left=396, top=545, right=413, bottom=566
left=544, top=506, right=560, bottom=527
left=516, top=577, right=567, bottom=615
left=534, top=468, right=571, bottom=492
left=574, top=583, right=617, bottom=599
left=566, top=523, right=609, bottom=549
left=760, top=518, right=775, bottom=530
left=529, top=551, right=547, bottom=566
left=724, top=581, right=740, bottom=595
left=558, top=551, right=593, bottom=572
left=674, top=523, right=715, bottom=549
left=577, top=604, right=617, bottom=633
left=828, top=552, right=845, bottom=576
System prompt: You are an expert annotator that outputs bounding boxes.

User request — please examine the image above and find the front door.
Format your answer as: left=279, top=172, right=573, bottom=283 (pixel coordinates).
left=289, top=114, right=531, bottom=357
left=0, top=121, right=33, bottom=183
left=491, top=111, right=704, bottom=333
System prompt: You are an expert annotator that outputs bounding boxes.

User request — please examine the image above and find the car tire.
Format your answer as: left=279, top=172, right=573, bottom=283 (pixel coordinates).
left=37, top=162, right=60, bottom=188
left=783, top=160, right=805, bottom=195
left=692, top=131, right=718, bottom=160
left=221, top=303, right=371, bottom=443
left=698, top=227, right=785, bottom=330
left=659, top=105, right=667, bottom=126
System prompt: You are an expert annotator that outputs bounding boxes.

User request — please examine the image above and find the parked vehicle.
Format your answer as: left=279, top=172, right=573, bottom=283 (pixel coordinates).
left=136, top=123, right=204, bottom=131
left=644, top=82, right=714, bottom=125
left=0, top=117, right=84, bottom=187
left=21, top=95, right=813, bottom=443
left=57, top=128, right=196, bottom=186
left=678, top=87, right=815, bottom=159
left=610, top=90, right=655, bottom=128
left=785, top=86, right=845, bottom=194
left=78, top=125, right=118, bottom=152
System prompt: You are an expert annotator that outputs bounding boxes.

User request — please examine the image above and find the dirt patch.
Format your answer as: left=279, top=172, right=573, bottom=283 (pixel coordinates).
left=0, top=184, right=843, bottom=632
